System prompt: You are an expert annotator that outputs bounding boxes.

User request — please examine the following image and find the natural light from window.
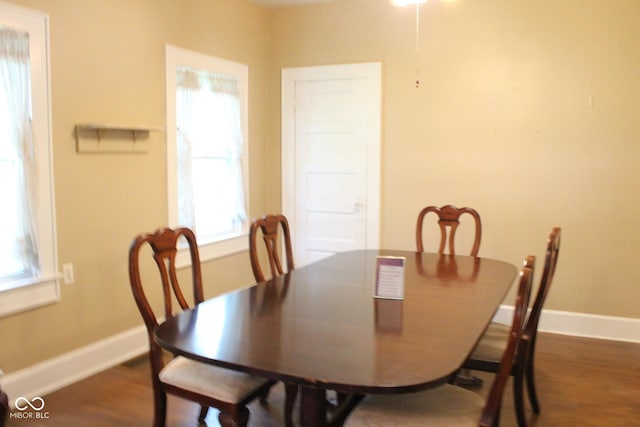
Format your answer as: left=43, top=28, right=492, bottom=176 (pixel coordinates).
left=166, top=45, right=250, bottom=265
left=0, top=3, right=58, bottom=317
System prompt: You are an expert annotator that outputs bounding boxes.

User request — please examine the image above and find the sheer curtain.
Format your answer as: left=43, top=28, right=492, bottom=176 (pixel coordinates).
left=205, top=72, right=247, bottom=230
left=176, top=68, right=198, bottom=230
left=175, top=67, right=246, bottom=238
left=0, top=29, right=38, bottom=280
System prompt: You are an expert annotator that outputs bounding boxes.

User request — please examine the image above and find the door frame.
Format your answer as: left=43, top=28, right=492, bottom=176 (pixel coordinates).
left=281, top=63, right=382, bottom=254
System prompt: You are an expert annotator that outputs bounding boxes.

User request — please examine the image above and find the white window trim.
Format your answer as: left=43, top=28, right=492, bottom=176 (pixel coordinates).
left=165, top=45, right=250, bottom=267
left=0, top=2, right=59, bottom=317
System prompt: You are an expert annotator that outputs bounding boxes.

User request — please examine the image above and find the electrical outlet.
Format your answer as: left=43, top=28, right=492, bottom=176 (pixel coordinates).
left=63, top=263, right=75, bottom=284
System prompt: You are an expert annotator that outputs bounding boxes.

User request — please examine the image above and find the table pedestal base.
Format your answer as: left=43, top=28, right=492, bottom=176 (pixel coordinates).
left=300, top=386, right=327, bottom=427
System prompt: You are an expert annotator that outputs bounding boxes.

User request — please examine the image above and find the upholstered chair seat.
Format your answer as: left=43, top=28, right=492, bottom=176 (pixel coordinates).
left=469, top=322, right=510, bottom=362
left=345, top=384, right=484, bottom=427
left=159, top=357, right=273, bottom=403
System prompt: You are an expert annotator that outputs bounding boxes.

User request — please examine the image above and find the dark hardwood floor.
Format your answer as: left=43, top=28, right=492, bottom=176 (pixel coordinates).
left=6, top=332, right=640, bottom=426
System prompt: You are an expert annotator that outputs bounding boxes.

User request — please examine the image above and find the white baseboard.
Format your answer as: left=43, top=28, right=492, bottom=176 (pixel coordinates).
left=493, top=306, right=640, bottom=343
left=2, top=309, right=638, bottom=406
left=1, top=325, right=148, bottom=407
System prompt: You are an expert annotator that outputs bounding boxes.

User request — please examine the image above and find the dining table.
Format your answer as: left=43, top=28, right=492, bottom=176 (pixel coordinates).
left=154, top=249, right=518, bottom=427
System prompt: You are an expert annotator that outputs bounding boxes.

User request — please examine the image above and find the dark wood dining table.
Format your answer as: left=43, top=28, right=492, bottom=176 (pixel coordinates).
left=154, top=249, right=517, bottom=427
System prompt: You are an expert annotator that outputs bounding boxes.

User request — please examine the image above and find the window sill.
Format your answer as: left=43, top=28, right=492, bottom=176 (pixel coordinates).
left=175, top=233, right=248, bottom=268
left=0, top=275, right=61, bottom=317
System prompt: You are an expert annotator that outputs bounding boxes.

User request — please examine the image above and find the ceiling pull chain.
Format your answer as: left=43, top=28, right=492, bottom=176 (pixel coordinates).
left=415, top=2, right=421, bottom=88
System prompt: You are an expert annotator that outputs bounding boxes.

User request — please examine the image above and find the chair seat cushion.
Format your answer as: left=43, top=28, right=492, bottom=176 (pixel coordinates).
left=345, top=384, right=485, bottom=427
left=470, top=322, right=510, bottom=362
left=159, top=356, right=271, bottom=403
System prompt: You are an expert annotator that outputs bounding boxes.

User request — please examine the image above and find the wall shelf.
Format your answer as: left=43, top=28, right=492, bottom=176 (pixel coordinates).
left=75, top=124, right=163, bottom=153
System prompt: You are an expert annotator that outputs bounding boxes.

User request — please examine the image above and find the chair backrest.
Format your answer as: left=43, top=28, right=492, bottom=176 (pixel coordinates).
left=416, top=205, right=482, bottom=256
left=479, top=256, right=535, bottom=426
left=524, top=227, right=561, bottom=342
left=249, top=214, right=294, bottom=283
left=128, top=227, right=204, bottom=334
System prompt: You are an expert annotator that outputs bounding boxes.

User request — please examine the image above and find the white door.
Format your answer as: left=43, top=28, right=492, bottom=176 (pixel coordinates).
left=282, top=63, right=381, bottom=267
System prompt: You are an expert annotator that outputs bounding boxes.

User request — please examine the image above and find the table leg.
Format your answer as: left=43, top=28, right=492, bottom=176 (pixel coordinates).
left=299, top=385, right=327, bottom=427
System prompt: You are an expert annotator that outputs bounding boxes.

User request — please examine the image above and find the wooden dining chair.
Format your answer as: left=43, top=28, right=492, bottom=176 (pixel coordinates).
left=464, top=227, right=561, bottom=427
left=248, top=214, right=298, bottom=426
left=344, top=257, right=535, bottom=427
left=416, top=205, right=482, bottom=256
left=248, top=214, right=357, bottom=426
left=416, top=205, right=483, bottom=385
left=249, top=214, right=295, bottom=283
left=128, top=227, right=275, bottom=427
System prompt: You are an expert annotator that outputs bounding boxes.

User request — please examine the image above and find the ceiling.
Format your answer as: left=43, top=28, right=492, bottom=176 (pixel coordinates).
left=250, top=0, right=334, bottom=6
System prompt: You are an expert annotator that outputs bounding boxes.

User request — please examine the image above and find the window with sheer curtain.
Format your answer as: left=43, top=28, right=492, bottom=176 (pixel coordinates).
left=0, top=29, right=36, bottom=283
left=165, top=46, right=249, bottom=264
left=0, top=4, right=58, bottom=317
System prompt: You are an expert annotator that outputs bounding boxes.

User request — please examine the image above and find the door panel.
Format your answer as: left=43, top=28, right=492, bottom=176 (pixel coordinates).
left=282, top=63, right=381, bottom=268
left=294, top=79, right=368, bottom=265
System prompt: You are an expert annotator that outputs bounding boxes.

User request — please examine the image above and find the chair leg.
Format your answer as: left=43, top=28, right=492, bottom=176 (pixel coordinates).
left=493, top=403, right=502, bottom=427
left=513, top=369, right=528, bottom=427
left=258, top=385, right=271, bottom=405
left=153, top=389, right=167, bottom=427
left=198, top=405, right=209, bottom=423
left=218, top=406, right=249, bottom=427
left=525, top=355, right=541, bottom=414
left=284, top=383, right=299, bottom=427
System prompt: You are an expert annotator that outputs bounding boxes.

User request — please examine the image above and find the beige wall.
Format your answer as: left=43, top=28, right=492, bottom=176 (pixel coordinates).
left=267, top=0, right=640, bottom=318
left=2, top=0, right=639, bottom=374
left=1, top=0, right=270, bottom=372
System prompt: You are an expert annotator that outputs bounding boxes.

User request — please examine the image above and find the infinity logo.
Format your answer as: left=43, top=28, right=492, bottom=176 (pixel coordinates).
left=15, top=396, right=45, bottom=411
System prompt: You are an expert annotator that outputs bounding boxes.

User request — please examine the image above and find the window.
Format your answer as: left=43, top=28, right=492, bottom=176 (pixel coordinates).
left=165, top=45, right=249, bottom=264
left=0, top=3, right=58, bottom=317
